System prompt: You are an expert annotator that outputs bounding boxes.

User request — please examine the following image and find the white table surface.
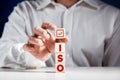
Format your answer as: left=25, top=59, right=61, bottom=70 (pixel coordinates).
left=0, top=67, right=120, bottom=80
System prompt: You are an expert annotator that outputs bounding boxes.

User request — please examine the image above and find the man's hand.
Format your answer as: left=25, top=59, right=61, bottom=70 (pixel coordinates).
left=23, top=22, right=69, bottom=61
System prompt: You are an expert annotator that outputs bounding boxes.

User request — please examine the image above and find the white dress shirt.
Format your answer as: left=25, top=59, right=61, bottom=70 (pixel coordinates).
left=0, top=0, right=120, bottom=68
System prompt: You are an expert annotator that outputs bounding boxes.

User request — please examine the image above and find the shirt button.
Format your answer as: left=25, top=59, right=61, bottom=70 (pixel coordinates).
left=66, top=31, right=69, bottom=35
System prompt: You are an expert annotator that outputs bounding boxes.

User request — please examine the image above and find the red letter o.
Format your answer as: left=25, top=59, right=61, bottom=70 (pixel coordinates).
left=57, top=64, right=64, bottom=72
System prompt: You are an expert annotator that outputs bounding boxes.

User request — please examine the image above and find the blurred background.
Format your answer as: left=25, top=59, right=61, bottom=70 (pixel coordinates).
left=0, top=0, right=120, bottom=37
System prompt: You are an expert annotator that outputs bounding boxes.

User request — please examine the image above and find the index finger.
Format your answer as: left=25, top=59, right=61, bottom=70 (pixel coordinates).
left=41, top=22, right=57, bottom=31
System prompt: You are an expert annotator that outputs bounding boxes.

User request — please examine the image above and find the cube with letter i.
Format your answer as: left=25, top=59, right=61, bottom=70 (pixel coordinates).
left=55, top=28, right=65, bottom=73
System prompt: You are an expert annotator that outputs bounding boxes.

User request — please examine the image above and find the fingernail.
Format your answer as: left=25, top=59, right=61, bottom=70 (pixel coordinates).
left=35, top=27, right=39, bottom=30
left=45, top=35, right=50, bottom=40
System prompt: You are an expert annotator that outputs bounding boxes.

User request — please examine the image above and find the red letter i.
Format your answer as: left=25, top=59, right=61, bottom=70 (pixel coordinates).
left=59, top=44, right=61, bottom=52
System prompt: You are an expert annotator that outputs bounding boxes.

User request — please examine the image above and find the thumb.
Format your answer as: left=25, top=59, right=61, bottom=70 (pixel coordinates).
left=55, top=37, right=69, bottom=43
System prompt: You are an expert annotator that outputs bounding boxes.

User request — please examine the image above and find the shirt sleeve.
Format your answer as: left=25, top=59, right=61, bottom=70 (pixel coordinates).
left=0, top=2, right=46, bottom=68
left=103, top=10, right=120, bottom=66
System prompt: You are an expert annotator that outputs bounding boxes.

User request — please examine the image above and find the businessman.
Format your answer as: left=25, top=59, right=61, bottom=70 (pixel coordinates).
left=0, top=0, right=120, bottom=68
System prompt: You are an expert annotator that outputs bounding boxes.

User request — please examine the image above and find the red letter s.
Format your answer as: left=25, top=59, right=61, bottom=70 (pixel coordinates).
left=57, top=54, right=63, bottom=62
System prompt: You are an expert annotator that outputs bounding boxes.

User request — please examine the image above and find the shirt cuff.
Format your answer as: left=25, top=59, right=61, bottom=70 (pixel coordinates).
left=12, top=43, right=46, bottom=68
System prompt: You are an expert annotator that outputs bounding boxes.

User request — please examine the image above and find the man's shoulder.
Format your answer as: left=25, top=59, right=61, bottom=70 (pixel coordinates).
left=100, top=1, right=120, bottom=14
left=16, top=0, right=44, bottom=10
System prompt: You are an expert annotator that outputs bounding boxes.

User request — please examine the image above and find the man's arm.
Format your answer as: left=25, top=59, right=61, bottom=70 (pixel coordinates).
left=103, top=10, right=120, bottom=66
left=0, top=2, right=46, bottom=68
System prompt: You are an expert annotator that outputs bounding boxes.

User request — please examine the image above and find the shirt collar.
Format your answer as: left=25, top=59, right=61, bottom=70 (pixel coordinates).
left=83, top=0, right=102, bottom=10
left=36, top=0, right=102, bottom=10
